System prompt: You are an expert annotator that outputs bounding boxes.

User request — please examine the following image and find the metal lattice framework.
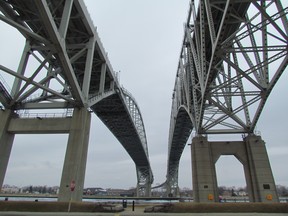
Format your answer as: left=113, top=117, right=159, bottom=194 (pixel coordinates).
left=90, top=87, right=153, bottom=197
left=109, top=87, right=153, bottom=196
left=0, top=0, right=153, bottom=196
left=122, top=88, right=149, bottom=156
left=166, top=0, right=288, bottom=196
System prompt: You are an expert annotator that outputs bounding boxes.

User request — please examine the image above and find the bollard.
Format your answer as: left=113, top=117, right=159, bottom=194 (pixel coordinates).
left=132, top=200, right=135, bottom=211
left=122, top=199, right=127, bottom=208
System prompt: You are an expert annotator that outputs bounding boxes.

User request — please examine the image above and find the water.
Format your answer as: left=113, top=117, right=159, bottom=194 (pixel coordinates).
left=1, top=196, right=56, bottom=202
left=1, top=196, right=287, bottom=203
left=0, top=196, right=178, bottom=204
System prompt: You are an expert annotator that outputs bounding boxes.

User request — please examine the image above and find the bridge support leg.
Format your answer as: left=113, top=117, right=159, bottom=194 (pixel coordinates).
left=0, top=110, right=15, bottom=189
left=58, top=108, right=91, bottom=202
left=244, top=135, right=279, bottom=202
left=191, top=135, right=279, bottom=203
left=136, top=184, right=152, bottom=197
left=191, top=136, right=218, bottom=202
left=166, top=185, right=180, bottom=197
left=136, top=166, right=152, bottom=197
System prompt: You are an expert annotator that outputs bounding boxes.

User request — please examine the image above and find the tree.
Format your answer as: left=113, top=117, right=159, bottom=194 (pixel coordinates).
left=276, top=185, right=288, bottom=197
left=231, top=188, right=237, bottom=196
left=218, top=186, right=226, bottom=196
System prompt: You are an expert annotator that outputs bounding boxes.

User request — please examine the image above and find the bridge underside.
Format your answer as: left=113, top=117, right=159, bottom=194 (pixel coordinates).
left=91, top=92, right=153, bottom=196
left=92, top=94, right=149, bottom=164
left=166, top=107, right=192, bottom=196
left=166, top=0, right=288, bottom=201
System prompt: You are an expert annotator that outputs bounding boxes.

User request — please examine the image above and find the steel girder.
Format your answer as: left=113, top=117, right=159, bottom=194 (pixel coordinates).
left=0, top=0, right=118, bottom=109
left=165, top=106, right=192, bottom=196
left=165, top=0, right=288, bottom=195
left=185, top=0, right=288, bottom=134
left=136, top=166, right=153, bottom=197
left=0, top=0, right=153, bottom=195
left=123, top=88, right=153, bottom=196
left=90, top=88, right=153, bottom=196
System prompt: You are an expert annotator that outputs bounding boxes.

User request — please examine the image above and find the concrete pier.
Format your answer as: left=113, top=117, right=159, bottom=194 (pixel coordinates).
left=191, top=136, right=218, bottom=203
left=0, top=110, right=15, bottom=189
left=0, top=108, right=91, bottom=202
left=58, top=108, right=91, bottom=201
left=191, top=135, right=278, bottom=203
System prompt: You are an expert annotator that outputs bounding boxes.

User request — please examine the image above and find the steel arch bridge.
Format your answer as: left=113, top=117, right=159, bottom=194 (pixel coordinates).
left=0, top=0, right=153, bottom=197
left=165, top=0, right=288, bottom=196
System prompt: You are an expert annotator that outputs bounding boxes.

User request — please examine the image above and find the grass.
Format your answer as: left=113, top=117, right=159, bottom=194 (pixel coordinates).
left=0, top=201, right=122, bottom=212
left=145, top=202, right=288, bottom=213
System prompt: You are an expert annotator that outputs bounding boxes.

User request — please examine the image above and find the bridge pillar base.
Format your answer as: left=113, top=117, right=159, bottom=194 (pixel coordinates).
left=244, top=135, right=279, bottom=202
left=0, top=110, right=15, bottom=189
left=191, top=136, right=218, bottom=202
left=137, top=183, right=152, bottom=197
left=166, top=186, right=180, bottom=198
left=58, top=108, right=91, bottom=202
left=191, top=135, right=279, bottom=203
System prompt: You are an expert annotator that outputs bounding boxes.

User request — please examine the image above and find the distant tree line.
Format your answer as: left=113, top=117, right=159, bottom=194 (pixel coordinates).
left=218, top=185, right=288, bottom=197
left=2, top=184, right=288, bottom=197
left=218, top=186, right=247, bottom=196
left=22, top=185, right=59, bottom=194
left=276, top=185, right=288, bottom=197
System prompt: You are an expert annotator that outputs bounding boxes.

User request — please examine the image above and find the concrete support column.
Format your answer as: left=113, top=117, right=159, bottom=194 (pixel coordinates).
left=191, top=136, right=218, bottom=202
left=244, top=135, right=279, bottom=202
left=58, top=108, right=91, bottom=202
left=191, top=134, right=278, bottom=203
left=0, top=110, right=15, bottom=189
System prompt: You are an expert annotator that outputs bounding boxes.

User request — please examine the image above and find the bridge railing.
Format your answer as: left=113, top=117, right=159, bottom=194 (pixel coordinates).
left=121, top=87, right=149, bottom=157
left=0, top=74, right=11, bottom=94
left=16, top=109, right=73, bottom=119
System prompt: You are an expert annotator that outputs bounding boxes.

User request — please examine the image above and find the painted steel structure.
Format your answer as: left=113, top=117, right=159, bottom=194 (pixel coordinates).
left=0, top=0, right=153, bottom=197
left=166, top=0, right=288, bottom=196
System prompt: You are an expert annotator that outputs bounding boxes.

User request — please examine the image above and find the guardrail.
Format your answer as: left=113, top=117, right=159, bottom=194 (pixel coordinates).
left=17, top=109, right=73, bottom=119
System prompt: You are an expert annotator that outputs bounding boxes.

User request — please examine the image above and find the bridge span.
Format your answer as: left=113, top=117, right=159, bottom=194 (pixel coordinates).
left=165, top=0, right=287, bottom=202
left=0, top=0, right=153, bottom=200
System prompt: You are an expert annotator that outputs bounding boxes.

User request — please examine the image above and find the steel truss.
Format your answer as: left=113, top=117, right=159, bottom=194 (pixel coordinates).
left=166, top=0, right=288, bottom=196
left=0, top=0, right=153, bottom=196
left=0, top=0, right=116, bottom=110
left=122, top=88, right=153, bottom=196
left=180, top=0, right=288, bottom=134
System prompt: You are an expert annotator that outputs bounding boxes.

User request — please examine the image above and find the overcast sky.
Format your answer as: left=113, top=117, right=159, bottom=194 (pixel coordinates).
left=1, top=0, right=288, bottom=191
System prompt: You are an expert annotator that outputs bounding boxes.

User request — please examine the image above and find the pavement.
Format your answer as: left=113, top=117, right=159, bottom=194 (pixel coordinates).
left=0, top=205, right=288, bottom=216
left=0, top=212, right=287, bottom=216
left=116, top=205, right=288, bottom=216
